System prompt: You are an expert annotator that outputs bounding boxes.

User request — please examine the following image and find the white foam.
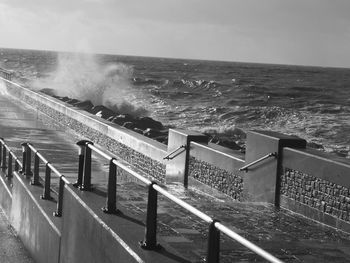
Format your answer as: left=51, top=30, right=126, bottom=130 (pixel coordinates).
left=30, top=52, right=148, bottom=117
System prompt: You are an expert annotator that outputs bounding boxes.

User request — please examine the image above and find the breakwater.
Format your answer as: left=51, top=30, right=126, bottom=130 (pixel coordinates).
left=1, top=73, right=350, bottom=232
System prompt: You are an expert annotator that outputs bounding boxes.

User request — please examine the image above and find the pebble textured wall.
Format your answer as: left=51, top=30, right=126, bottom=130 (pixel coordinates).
left=20, top=92, right=166, bottom=183
left=188, top=156, right=243, bottom=200
left=281, top=168, right=350, bottom=222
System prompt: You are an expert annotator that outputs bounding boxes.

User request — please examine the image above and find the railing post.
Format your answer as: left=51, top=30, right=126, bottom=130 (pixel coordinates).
left=26, top=144, right=32, bottom=177
left=20, top=143, right=27, bottom=174
left=41, top=163, right=52, bottom=200
left=31, top=154, right=40, bottom=185
left=0, top=138, right=3, bottom=168
left=7, top=152, right=13, bottom=179
left=21, top=143, right=33, bottom=177
left=54, top=176, right=65, bottom=217
left=80, top=141, right=93, bottom=191
left=1, top=144, right=7, bottom=171
left=102, top=158, right=118, bottom=214
left=74, top=140, right=89, bottom=188
left=140, top=182, right=160, bottom=250
left=207, top=220, right=220, bottom=263
left=14, top=159, right=19, bottom=172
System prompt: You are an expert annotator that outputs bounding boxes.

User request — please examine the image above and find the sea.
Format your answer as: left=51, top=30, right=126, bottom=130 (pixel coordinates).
left=1, top=48, right=350, bottom=157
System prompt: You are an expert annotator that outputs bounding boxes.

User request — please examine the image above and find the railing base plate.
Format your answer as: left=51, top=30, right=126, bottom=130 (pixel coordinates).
left=101, top=207, right=120, bottom=215
left=139, top=241, right=161, bottom=251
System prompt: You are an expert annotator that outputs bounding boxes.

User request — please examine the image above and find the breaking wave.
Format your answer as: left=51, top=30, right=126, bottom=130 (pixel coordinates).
left=30, top=53, right=148, bottom=117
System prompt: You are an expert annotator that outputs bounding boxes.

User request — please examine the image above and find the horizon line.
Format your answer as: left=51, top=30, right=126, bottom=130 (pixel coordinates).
left=1, top=46, right=349, bottom=70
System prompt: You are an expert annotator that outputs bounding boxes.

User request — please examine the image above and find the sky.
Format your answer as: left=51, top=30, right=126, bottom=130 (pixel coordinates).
left=1, top=0, right=350, bottom=68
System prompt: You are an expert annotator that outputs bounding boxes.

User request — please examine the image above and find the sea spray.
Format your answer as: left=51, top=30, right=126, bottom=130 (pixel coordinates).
left=0, top=79, right=8, bottom=96
left=30, top=52, right=148, bottom=117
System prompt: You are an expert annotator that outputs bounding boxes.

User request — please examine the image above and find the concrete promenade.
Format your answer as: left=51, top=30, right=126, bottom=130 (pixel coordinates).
left=1, top=90, right=350, bottom=262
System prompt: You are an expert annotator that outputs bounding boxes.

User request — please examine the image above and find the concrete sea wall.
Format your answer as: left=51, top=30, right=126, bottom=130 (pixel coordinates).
left=2, top=76, right=350, bottom=234
left=188, top=142, right=245, bottom=200
left=281, top=147, right=350, bottom=232
left=4, top=80, right=167, bottom=183
left=0, top=168, right=181, bottom=263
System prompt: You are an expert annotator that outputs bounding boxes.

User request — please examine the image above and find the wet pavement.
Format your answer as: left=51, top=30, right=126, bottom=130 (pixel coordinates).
left=109, top=179, right=350, bottom=263
left=1, top=90, right=350, bottom=262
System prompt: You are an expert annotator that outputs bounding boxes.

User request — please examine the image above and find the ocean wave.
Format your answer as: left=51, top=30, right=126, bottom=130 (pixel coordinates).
left=132, top=77, right=169, bottom=86
left=303, top=104, right=350, bottom=114
left=289, top=86, right=321, bottom=92
left=30, top=53, right=148, bottom=117
left=172, top=79, right=227, bottom=90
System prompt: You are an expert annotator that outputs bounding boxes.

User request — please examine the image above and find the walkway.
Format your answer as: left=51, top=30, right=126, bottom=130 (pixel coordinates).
left=1, top=88, right=350, bottom=262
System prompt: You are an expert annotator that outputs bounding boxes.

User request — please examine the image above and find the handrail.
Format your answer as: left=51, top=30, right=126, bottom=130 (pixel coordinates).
left=239, top=152, right=277, bottom=172
left=78, top=140, right=284, bottom=263
left=0, top=67, right=13, bottom=74
left=0, top=68, right=14, bottom=81
left=1, top=137, right=284, bottom=262
left=88, top=143, right=152, bottom=186
left=20, top=141, right=69, bottom=216
left=27, top=143, right=70, bottom=184
left=214, top=222, right=282, bottom=263
left=0, top=138, right=23, bottom=177
left=152, top=184, right=213, bottom=223
left=163, top=145, right=186, bottom=160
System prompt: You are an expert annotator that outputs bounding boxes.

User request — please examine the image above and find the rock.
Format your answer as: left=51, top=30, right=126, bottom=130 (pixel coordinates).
left=90, top=105, right=116, bottom=119
left=209, top=136, right=242, bottom=151
left=154, top=135, right=168, bottom=144
left=133, top=128, right=144, bottom=134
left=73, top=100, right=94, bottom=111
left=134, top=117, right=163, bottom=130
left=45, top=93, right=170, bottom=144
left=122, top=122, right=137, bottom=129
left=209, top=136, right=220, bottom=144
left=307, top=142, right=324, bottom=150
left=90, top=105, right=109, bottom=114
left=60, top=96, right=71, bottom=102
left=217, top=139, right=242, bottom=150
left=99, top=110, right=115, bottom=119
left=66, top=98, right=80, bottom=104
left=39, top=88, right=57, bottom=96
left=232, top=127, right=247, bottom=139
left=110, top=114, right=135, bottom=125
left=143, top=128, right=167, bottom=138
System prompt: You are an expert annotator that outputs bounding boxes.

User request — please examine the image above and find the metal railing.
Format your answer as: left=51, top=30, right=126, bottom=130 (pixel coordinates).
left=163, top=145, right=186, bottom=160
left=239, top=152, right=277, bottom=172
left=1, top=138, right=284, bottom=262
left=0, top=139, right=69, bottom=217
left=0, top=138, right=22, bottom=178
left=75, top=140, right=284, bottom=263
left=23, top=142, right=70, bottom=217
left=0, top=68, right=13, bottom=81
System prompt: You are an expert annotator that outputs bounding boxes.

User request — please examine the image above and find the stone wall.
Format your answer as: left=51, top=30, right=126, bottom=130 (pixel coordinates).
left=188, top=157, right=244, bottom=200
left=281, top=168, right=350, bottom=222
left=187, top=142, right=245, bottom=200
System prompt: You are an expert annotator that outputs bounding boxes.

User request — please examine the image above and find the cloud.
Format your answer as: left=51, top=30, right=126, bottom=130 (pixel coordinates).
left=0, top=2, right=101, bottom=52
left=1, top=0, right=350, bottom=67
